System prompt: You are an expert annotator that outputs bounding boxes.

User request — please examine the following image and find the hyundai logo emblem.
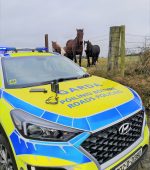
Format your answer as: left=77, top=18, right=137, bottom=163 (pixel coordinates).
left=119, top=123, right=131, bottom=135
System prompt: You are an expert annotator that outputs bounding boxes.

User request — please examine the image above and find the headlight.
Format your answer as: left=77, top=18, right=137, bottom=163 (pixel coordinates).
left=11, top=109, right=81, bottom=141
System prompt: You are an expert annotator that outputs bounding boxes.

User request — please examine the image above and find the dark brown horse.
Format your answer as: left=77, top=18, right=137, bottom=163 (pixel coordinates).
left=65, top=29, right=84, bottom=66
left=52, top=41, right=61, bottom=54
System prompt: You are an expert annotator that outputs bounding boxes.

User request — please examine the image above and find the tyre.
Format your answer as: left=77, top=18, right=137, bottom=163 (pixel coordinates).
left=0, top=134, right=17, bottom=170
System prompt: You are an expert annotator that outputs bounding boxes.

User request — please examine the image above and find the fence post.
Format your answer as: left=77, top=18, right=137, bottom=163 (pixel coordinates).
left=120, top=25, right=125, bottom=77
left=107, top=26, right=120, bottom=74
left=45, top=34, right=49, bottom=52
left=107, top=28, right=112, bottom=72
left=113, top=27, right=120, bottom=74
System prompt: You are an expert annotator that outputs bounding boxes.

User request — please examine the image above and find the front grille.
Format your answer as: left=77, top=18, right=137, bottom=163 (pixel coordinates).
left=81, top=111, right=144, bottom=165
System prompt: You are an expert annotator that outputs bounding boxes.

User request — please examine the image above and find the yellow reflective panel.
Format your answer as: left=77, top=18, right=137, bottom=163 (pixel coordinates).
left=17, top=155, right=76, bottom=167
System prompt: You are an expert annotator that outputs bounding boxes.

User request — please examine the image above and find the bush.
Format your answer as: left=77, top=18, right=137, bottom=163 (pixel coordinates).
left=136, top=50, right=150, bottom=76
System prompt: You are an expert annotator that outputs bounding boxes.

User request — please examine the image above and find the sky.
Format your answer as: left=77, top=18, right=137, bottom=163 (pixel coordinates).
left=0, top=0, right=150, bottom=56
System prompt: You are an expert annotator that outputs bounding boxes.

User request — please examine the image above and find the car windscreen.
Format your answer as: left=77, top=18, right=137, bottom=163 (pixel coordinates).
left=2, top=55, right=85, bottom=88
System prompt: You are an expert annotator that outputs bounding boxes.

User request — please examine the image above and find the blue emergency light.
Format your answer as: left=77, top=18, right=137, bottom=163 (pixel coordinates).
left=0, top=47, right=48, bottom=54
left=35, top=47, right=48, bottom=52
left=0, top=47, right=16, bottom=52
left=17, top=48, right=34, bottom=52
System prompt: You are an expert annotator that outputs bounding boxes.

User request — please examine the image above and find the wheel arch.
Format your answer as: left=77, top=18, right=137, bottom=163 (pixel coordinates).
left=0, top=122, right=8, bottom=138
left=0, top=122, right=18, bottom=169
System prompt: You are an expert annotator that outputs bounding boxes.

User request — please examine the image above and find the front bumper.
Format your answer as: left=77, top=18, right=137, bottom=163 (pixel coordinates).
left=11, top=124, right=149, bottom=170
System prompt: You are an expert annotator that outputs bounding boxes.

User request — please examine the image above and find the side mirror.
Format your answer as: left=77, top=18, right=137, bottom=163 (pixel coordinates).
left=81, top=67, right=87, bottom=72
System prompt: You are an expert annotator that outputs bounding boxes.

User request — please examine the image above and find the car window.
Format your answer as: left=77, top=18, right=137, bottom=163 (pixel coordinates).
left=2, top=55, right=85, bottom=88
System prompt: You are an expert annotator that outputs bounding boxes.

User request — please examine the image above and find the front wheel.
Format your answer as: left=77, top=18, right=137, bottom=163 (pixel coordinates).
left=0, top=134, right=17, bottom=170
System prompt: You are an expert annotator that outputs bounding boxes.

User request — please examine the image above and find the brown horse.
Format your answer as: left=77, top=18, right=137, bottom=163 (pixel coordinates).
left=52, top=41, right=61, bottom=54
left=65, top=29, right=84, bottom=66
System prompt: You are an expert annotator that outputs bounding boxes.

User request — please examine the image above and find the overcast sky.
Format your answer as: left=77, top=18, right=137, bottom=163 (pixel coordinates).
left=0, top=0, right=150, bottom=56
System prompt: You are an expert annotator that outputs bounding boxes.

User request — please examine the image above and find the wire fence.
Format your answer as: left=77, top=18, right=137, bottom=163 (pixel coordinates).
left=85, top=33, right=150, bottom=57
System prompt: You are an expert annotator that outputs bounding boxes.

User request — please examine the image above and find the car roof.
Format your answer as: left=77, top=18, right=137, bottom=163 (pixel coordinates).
left=0, top=47, right=56, bottom=58
left=9, top=52, right=54, bottom=57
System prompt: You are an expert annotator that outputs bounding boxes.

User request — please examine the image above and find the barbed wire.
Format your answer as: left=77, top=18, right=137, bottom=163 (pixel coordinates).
left=126, top=33, right=150, bottom=38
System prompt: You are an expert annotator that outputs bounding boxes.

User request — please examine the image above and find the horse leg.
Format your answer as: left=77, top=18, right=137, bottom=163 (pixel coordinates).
left=92, top=56, right=95, bottom=65
left=70, top=53, right=74, bottom=60
left=97, top=56, right=98, bottom=64
left=66, top=53, right=72, bottom=60
left=79, top=54, right=82, bottom=66
left=95, top=52, right=99, bottom=64
left=73, top=52, right=77, bottom=63
left=74, top=56, right=77, bottom=63
left=87, top=56, right=90, bottom=67
left=94, top=56, right=97, bottom=65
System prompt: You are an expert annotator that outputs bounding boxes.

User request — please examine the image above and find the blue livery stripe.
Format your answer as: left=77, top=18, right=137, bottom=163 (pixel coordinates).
left=69, top=132, right=90, bottom=147
left=87, top=108, right=122, bottom=131
left=129, top=88, right=142, bottom=106
left=3, top=90, right=142, bottom=131
left=10, top=132, right=91, bottom=164
left=116, top=100, right=140, bottom=117
left=0, top=89, right=2, bottom=98
left=3, top=92, right=44, bottom=117
left=73, top=118, right=91, bottom=131
left=42, top=111, right=58, bottom=122
left=57, top=115, right=73, bottom=127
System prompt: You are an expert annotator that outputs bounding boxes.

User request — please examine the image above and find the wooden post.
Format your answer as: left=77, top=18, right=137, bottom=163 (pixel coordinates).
left=120, top=25, right=125, bottom=77
left=107, top=26, right=120, bottom=74
left=45, top=34, right=49, bottom=52
left=107, top=28, right=112, bottom=71
left=113, top=27, right=120, bottom=74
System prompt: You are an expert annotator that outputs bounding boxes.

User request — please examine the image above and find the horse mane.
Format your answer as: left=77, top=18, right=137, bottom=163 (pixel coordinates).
left=88, top=41, right=92, bottom=46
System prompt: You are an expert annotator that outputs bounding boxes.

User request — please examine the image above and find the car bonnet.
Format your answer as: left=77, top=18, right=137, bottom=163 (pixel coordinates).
left=2, top=76, right=142, bottom=131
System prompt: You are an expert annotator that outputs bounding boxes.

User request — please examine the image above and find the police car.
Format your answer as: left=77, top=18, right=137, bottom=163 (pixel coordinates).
left=0, top=47, right=149, bottom=170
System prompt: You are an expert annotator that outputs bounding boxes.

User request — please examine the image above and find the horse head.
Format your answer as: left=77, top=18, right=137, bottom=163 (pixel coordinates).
left=76, top=29, right=84, bottom=45
left=52, top=41, right=57, bottom=47
left=52, top=41, right=62, bottom=54
left=84, top=40, right=92, bottom=52
left=84, top=40, right=89, bottom=46
left=84, top=41, right=88, bottom=51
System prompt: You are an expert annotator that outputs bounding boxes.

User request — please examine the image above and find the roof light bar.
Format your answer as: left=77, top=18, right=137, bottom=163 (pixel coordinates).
left=0, top=47, right=16, bottom=53
left=0, top=47, right=48, bottom=54
left=35, top=47, right=48, bottom=52
left=16, top=47, right=48, bottom=52
left=16, top=48, right=34, bottom=52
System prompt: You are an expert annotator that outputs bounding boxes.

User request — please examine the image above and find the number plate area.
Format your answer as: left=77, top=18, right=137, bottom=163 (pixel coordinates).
left=114, top=148, right=142, bottom=170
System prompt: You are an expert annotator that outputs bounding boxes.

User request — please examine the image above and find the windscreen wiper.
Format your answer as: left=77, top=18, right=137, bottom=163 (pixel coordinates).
left=29, top=74, right=90, bottom=90
left=79, top=73, right=90, bottom=78
left=30, top=88, right=47, bottom=93
left=55, top=74, right=90, bottom=82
